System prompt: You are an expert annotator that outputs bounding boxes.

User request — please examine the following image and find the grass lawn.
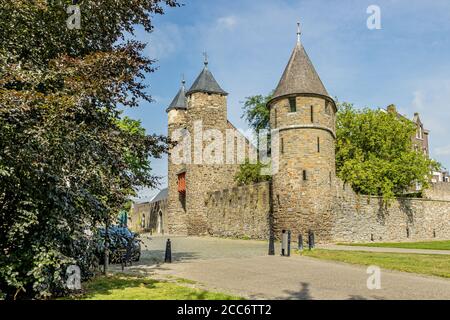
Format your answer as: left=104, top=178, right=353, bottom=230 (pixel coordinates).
left=69, top=274, right=243, bottom=300
left=337, top=240, right=450, bottom=251
left=301, top=249, right=450, bottom=278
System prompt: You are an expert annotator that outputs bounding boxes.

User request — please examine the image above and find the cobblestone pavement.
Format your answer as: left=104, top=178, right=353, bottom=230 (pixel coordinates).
left=119, top=236, right=450, bottom=300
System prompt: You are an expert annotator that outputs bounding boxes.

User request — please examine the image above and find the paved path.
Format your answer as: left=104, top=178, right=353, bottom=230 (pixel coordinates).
left=123, top=236, right=450, bottom=300
left=318, top=244, right=450, bottom=255
left=138, top=235, right=277, bottom=264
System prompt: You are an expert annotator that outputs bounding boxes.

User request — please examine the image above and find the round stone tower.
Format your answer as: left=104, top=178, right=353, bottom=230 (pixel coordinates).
left=268, top=25, right=337, bottom=242
left=166, top=79, right=188, bottom=235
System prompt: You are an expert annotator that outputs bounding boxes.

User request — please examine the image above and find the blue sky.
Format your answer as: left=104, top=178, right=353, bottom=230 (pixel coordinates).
left=123, top=0, right=450, bottom=200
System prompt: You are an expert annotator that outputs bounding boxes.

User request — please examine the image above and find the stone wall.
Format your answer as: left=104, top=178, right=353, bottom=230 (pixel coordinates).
left=331, top=180, right=450, bottom=243
left=424, top=182, right=450, bottom=201
left=201, top=178, right=450, bottom=243
left=205, top=182, right=271, bottom=240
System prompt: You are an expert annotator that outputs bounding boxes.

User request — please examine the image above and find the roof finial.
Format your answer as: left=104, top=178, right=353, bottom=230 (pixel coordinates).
left=297, top=21, right=301, bottom=43
left=203, top=51, right=208, bottom=68
left=181, top=74, right=186, bottom=89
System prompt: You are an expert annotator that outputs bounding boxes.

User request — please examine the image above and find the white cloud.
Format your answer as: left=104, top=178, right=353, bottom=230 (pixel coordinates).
left=147, top=23, right=182, bottom=60
left=435, top=145, right=450, bottom=156
left=412, top=90, right=425, bottom=110
left=217, top=16, right=238, bottom=30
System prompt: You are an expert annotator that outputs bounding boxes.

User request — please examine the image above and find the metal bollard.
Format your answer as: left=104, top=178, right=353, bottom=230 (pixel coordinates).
left=287, top=230, right=291, bottom=257
left=281, top=230, right=291, bottom=257
left=268, top=231, right=275, bottom=256
left=164, top=239, right=172, bottom=263
left=298, top=234, right=303, bottom=251
left=308, top=230, right=315, bottom=250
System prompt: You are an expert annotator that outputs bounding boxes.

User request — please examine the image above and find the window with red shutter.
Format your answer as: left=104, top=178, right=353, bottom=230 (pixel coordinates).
left=177, top=172, right=186, bottom=194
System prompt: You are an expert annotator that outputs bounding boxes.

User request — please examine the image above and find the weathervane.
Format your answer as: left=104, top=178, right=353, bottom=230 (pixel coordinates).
left=297, top=21, right=301, bottom=43
left=203, top=51, right=208, bottom=68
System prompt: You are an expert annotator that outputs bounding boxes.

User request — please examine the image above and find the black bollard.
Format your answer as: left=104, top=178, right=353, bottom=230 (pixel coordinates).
left=268, top=231, right=275, bottom=256
left=287, top=231, right=291, bottom=257
left=308, top=230, right=315, bottom=250
left=298, top=234, right=303, bottom=251
left=164, top=239, right=172, bottom=263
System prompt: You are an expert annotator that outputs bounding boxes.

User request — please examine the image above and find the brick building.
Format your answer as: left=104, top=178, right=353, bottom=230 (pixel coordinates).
left=384, top=104, right=430, bottom=157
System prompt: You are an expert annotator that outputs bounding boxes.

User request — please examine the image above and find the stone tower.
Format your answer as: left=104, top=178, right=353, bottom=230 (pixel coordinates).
left=167, top=57, right=238, bottom=235
left=166, top=78, right=188, bottom=234
left=184, top=58, right=230, bottom=235
left=267, top=25, right=337, bottom=242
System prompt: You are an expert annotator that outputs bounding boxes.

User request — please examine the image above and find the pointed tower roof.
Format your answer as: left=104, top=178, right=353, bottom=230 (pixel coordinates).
left=186, top=53, right=228, bottom=96
left=166, top=78, right=187, bottom=113
left=270, top=23, right=330, bottom=104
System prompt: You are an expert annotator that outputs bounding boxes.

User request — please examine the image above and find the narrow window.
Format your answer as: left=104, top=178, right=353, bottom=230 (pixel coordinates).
left=317, top=137, right=320, bottom=153
left=325, top=102, right=330, bottom=115
left=177, top=172, right=186, bottom=194
left=310, top=105, right=314, bottom=122
left=281, top=138, right=284, bottom=154
left=289, top=97, right=296, bottom=113
left=303, top=170, right=307, bottom=181
left=417, top=126, right=423, bottom=139
left=274, top=108, right=277, bottom=127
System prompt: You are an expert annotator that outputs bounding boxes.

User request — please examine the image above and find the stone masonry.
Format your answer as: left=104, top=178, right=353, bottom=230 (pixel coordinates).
left=205, top=182, right=271, bottom=240
left=164, top=29, right=450, bottom=243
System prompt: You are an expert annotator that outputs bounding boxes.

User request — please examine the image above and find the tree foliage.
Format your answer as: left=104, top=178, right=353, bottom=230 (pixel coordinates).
left=239, top=93, right=440, bottom=201
left=234, top=160, right=271, bottom=186
left=241, top=93, right=272, bottom=133
left=0, top=0, right=178, bottom=299
left=238, top=93, right=274, bottom=185
left=336, top=102, right=440, bottom=200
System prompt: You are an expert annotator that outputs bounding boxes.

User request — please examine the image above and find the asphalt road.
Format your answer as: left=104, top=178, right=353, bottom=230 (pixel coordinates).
left=124, top=236, right=450, bottom=300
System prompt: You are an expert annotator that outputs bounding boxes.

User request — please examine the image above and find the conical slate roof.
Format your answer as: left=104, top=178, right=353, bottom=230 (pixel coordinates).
left=186, top=65, right=227, bottom=96
left=166, top=81, right=187, bottom=113
left=271, top=42, right=329, bottom=102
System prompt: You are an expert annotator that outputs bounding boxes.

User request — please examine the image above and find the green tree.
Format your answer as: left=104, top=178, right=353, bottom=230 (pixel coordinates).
left=238, top=93, right=273, bottom=184
left=0, top=0, right=178, bottom=299
left=336, top=102, right=440, bottom=201
left=241, top=93, right=272, bottom=134
left=234, top=159, right=271, bottom=186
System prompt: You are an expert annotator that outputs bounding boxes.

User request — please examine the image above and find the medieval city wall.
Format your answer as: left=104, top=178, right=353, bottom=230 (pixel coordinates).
left=331, top=180, right=450, bottom=243
left=205, top=181, right=271, bottom=240
left=424, top=182, right=450, bottom=201
left=203, top=178, right=450, bottom=243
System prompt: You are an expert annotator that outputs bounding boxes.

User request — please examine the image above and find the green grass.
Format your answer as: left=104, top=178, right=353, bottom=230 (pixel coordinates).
left=69, top=274, right=243, bottom=300
left=301, top=249, right=450, bottom=278
left=337, top=240, right=450, bottom=251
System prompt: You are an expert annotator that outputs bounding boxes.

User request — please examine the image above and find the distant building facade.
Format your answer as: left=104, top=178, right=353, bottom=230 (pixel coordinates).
left=384, top=105, right=430, bottom=157
left=130, top=189, right=167, bottom=234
